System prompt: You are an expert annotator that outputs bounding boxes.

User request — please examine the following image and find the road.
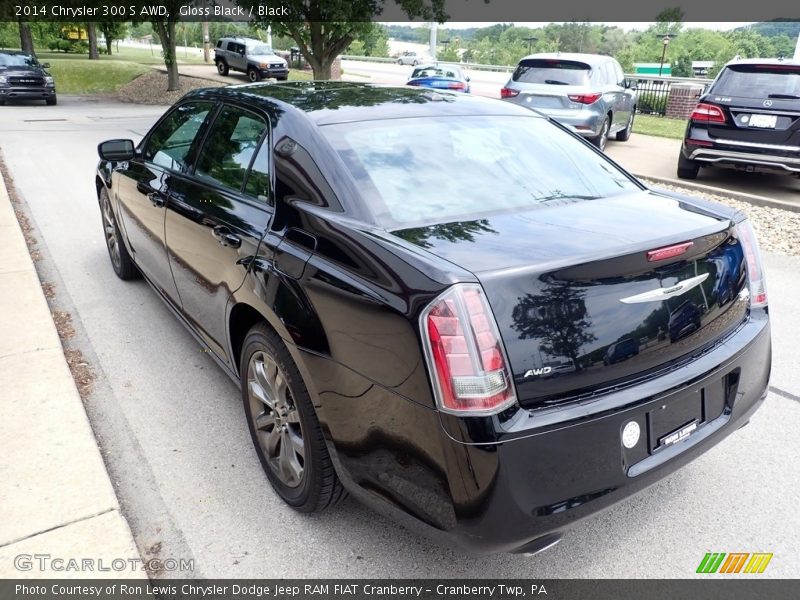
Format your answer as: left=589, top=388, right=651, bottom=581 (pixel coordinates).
left=1, top=96, right=799, bottom=578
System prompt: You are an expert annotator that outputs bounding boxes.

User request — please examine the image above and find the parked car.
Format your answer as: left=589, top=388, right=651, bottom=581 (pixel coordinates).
left=406, top=64, right=470, bottom=93
left=603, top=338, right=640, bottom=365
left=501, top=52, right=637, bottom=151
left=95, top=82, right=770, bottom=556
left=396, top=51, right=434, bottom=66
left=668, top=300, right=704, bottom=343
left=0, top=50, right=57, bottom=105
left=214, top=36, right=289, bottom=82
left=677, top=58, right=800, bottom=179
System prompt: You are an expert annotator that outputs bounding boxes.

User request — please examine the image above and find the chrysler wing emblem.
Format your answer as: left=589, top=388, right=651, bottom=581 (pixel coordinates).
left=619, top=273, right=709, bottom=304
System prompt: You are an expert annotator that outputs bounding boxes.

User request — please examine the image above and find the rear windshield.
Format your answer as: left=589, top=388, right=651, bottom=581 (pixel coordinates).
left=714, top=64, right=800, bottom=99
left=411, top=66, right=461, bottom=79
left=512, top=59, right=591, bottom=85
left=321, top=115, right=639, bottom=227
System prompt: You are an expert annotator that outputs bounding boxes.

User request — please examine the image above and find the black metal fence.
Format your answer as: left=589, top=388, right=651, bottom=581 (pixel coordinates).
left=629, top=75, right=712, bottom=117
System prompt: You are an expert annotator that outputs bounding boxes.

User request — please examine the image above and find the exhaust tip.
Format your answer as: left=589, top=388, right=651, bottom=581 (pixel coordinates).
left=512, top=533, right=563, bottom=556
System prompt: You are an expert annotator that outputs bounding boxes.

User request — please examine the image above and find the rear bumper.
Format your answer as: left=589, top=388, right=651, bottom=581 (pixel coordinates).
left=504, top=100, right=604, bottom=137
left=682, top=128, right=800, bottom=173
left=309, top=310, right=770, bottom=555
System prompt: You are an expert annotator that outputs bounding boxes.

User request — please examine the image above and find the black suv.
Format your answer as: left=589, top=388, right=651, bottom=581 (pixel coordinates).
left=0, top=50, right=57, bottom=105
left=677, top=58, right=800, bottom=179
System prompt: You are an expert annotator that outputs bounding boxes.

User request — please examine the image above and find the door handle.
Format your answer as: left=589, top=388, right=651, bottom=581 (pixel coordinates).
left=147, top=192, right=165, bottom=208
left=212, top=226, right=241, bottom=248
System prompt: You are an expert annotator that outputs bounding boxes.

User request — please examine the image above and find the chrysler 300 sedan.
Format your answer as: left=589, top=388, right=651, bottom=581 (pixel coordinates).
left=95, top=82, right=770, bottom=555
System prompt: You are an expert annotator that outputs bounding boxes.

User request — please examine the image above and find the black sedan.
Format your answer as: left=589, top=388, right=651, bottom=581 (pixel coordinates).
left=96, top=82, right=770, bottom=555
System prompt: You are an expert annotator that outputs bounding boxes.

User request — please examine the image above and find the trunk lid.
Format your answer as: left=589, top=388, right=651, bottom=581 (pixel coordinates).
left=393, top=191, right=749, bottom=408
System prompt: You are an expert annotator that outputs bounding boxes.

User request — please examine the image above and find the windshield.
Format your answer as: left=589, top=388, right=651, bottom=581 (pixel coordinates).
left=513, top=59, right=591, bottom=85
left=248, top=45, right=275, bottom=56
left=411, top=66, right=462, bottom=79
left=714, top=64, right=800, bottom=99
left=0, top=53, right=38, bottom=68
left=321, top=115, right=639, bottom=227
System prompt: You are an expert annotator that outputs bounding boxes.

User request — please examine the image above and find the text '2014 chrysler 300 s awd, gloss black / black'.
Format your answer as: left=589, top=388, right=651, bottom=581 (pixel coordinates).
left=95, top=82, right=770, bottom=555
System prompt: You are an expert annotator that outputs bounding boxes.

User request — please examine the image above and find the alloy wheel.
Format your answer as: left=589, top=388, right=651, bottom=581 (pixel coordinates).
left=247, top=350, right=305, bottom=488
left=101, top=194, right=121, bottom=269
left=599, top=119, right=609, bottom=151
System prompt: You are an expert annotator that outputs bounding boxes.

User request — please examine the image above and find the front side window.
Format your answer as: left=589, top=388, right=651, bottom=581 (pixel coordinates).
left=194, top=106, right=268, bottom=193
left=143, top=102, right=212, bottom=171
left=322, top=115, right=640, bottom=227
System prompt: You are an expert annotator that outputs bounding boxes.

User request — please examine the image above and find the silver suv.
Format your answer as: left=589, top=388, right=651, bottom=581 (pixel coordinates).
left=501, top=53, right=637, bottom=151
left=214, top=36, right=289, bottom=82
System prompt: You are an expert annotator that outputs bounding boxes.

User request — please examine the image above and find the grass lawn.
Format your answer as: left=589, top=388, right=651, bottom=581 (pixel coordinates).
left=45, top=59, right=149, bottom=94
left=288, top=70, right=313, bottom=81
left=633, top=114, right=688, bottom=140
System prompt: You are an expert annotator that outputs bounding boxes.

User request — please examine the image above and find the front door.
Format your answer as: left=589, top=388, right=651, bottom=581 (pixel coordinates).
left=115, top=101, right=214, bottom=303
left=165, top=103, right=273, bottom=362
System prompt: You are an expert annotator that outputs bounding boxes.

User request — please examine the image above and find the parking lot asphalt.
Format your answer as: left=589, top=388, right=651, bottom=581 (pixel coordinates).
left=1, top=96, right=798, bottom=577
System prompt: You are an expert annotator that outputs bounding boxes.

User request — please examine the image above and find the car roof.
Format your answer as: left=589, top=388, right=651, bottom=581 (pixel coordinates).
left=184, top=81, right=536, bottom=126
left=724, top=57, right=800, bottom=67
left=518, top=52, right=613, bottom=66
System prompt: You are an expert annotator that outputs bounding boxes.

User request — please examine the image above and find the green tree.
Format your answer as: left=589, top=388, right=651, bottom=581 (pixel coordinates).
left=99, top=22, right=129, bottom=55
left=243, top=0, right=447, bottom=79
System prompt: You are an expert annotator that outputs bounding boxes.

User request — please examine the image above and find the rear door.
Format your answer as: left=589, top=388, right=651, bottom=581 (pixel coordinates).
left=509, top=58, right=594, bottom=110
left=164, top=102, right=273, bottom=362
left=114, top=101, right=213, bottom=304
left=706, top=63, right=800, bottom=148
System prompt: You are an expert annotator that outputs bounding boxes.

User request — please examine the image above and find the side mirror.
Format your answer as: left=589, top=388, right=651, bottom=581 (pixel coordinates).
left=625, top=79, right=638, bottom=90
left=41, top=62, right=50, bottom=69
left=98, top=139, right=135, bottom=161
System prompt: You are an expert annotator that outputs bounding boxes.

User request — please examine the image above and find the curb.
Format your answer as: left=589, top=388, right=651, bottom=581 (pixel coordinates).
left=0, top=162, right=144, bottom=578
left=635, top=173, right=800, bottom=214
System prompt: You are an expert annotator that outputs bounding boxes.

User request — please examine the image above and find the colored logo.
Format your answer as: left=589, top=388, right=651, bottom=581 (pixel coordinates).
left=696, top=552, right=773, bottom=574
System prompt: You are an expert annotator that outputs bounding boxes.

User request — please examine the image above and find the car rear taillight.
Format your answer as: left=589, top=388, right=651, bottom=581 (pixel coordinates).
left=690, top=102, right=726, bottom=123
left=568, top=93, right=602, bottom=104
left=501, top=87, right=519, bottom=98
left=421, top=284, right=517, bottom=415
left=447, top=82, right=466, bottom=90
left=735, top=220, right=767, bottom=308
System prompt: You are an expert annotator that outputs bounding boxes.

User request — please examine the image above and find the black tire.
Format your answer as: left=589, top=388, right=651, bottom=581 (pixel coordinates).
left=46, top=96, right=57, bottom=106
left=0, top=99, right=6, bottom=106
left=677, top=151, right=700, bottom=180
left=615, top=110, right=634, bottom=141
left=241, top=323, right=346, bottom=512
left=99, top=187, right=139, bottom=280
left=247, top=67, right=261, bottom=82
left=412, top=60, right=418, bottom=66
left=216, top=61, right=229, bottom=76
left=590, top=116, right=610, bottom=151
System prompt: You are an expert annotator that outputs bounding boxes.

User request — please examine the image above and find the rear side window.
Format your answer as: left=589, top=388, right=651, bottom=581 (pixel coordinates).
left=144, top=102, right=212, bottom=171
left=194, top=105, right=267, bottom=193
left=322, top=115, right=639, bottom=227
left=512, top=59, right=591, bottom=85
left=713, top=64, right=800, bottom=99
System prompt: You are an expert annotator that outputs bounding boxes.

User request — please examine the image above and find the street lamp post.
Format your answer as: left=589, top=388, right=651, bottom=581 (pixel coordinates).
left=658, top=34, right=676, bottom=77
left=524, top=36, right=538, bottom=54
left=441, top=39, right=450, bottom=60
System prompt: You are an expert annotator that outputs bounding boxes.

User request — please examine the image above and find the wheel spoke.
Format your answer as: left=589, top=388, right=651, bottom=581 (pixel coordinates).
left=265, top=426, right=281, bottom=457
left=279, top=429, right=303, bottom=484
left=255, top=410, right=275, bottom=432
left=287, top=427, right=304, bottom=460
left=284, top=407, right=301, bottom=424
left=273, top=369, right=288, bottom=406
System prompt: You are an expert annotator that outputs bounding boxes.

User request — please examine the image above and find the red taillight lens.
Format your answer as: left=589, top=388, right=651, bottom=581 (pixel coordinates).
left=501, top=87, right=519, bottom=98
left=568, top=93, right=602, bottom=104
left=422, top=284, right=517, bottom=415
left=735, top=220, right=767, bottom=308
left=690, top=102, right=726, bottom=123
left=447, top=82, right=466, bottom=90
